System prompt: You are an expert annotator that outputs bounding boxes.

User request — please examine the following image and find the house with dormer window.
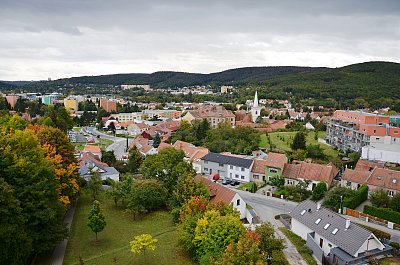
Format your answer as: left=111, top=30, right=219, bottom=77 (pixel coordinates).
left=291, top=200, right=389, bottom=264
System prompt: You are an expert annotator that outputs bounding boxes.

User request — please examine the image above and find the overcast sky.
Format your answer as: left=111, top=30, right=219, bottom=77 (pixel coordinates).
left=1, top=0, right=399, bottom=80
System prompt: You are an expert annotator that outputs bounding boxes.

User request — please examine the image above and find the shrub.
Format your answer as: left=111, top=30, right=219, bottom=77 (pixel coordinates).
left=364, top=205, right=400, bottom=224
left=360, top=224, right=391, bottom=240
left=311, top=182, right=327, bottom=201
left=343, top=185, right=368, bottom=209
left=389, top=242, right=400, bottom=250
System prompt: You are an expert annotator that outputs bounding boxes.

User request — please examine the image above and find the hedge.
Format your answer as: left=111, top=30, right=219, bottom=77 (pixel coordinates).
left=343, top=185, right=368, bottom=209
left=364, top=205, right=400, bottom=224
left=359, top=224, right=391, bottom=240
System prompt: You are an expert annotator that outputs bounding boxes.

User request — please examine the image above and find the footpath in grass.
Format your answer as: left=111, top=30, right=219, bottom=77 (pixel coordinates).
left=260, top=131, right=338, bottom=158
left=279, top=227, right=318, bottom=265
left=64, top=191, right=194, bottom=265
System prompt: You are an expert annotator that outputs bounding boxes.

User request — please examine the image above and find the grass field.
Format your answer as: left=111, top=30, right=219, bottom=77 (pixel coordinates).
left=260, top=131, right=339, bottom=158
left=64, top=191, right=194, bottom=265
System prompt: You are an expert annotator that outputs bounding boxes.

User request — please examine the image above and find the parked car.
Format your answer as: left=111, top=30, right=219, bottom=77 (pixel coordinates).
left=222, top=178, right=232, bottom=185
left=231, top=180, right=240, bottom=186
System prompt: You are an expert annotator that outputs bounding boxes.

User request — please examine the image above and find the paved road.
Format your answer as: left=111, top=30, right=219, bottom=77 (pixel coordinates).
left=85, top=127, right=133, bottom=159
left=50, top=201, right=77, bottom=265
left=233, top=190, right=309, bottom=264
left=236, top=189, right=400, bottom=243
left=235, top=189, right=297, bottom=223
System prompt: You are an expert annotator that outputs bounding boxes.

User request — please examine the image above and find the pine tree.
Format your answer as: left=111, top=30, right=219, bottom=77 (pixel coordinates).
left=152, top=133, right=161, bottom=148
left=291, top=131, right=306, bottom=150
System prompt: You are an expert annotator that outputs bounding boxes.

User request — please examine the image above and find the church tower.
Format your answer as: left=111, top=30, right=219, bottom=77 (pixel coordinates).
left=251, top=91, right=261, bottom=123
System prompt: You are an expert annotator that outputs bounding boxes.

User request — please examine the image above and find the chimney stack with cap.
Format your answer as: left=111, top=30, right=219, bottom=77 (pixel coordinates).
left=345, top=219, right=350, bottom=230
left=317, top=203, right=321, bottom=210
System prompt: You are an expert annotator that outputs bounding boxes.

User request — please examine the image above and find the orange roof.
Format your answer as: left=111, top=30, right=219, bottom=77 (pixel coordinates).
left=157, top=142, right=171, bottom=152
left=251, top=159, right=268, bottom=174
left=283, top=162, right=338, bottom=186
left=342, top=169, right=371, bottom=183
left=366, top=168, right=400, bottom=191
left=194, top=176, right=236, bottom=205
left=355, top=159, right=385, bottom=171
left=265, top=152, right=287, bottom=169
left=83, top=145, right=101, bottom=153
left=79, top=152, right=108, bottom=167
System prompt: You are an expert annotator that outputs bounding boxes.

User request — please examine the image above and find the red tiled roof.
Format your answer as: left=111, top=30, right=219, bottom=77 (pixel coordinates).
left=265, top=152, right=287, bottom=169
left=283, top=162, right=338, bottom=186
left=342, top=169, right=371, bottom=183
left=157, top=142, right=171, bottom=152
left=79, top=152, right=108, bottom=167
left=367, top=168, right=400, bottom=192
left=83, top=145, right=101, bottom=153
left=251, top=159, right=268, bottom=174
left=355, top=159, right=385, bottom=171
left=194, top=176, right=236, bottom=205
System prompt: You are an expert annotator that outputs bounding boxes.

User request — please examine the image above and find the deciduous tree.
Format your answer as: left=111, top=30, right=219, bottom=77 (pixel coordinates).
left=88, top=200, right=106, bottom=241
left=130, top=234, right=158, bottom=256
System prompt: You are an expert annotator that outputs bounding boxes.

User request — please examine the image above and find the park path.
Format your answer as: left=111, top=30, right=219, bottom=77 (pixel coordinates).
left=50, top=200, right=78, bottom=265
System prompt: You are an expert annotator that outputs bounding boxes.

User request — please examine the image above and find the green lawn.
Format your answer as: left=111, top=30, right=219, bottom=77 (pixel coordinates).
left=279, top=227, right=317, bottom=265
left=260, top=131, right=339, bottom=158
left=64, top=191, right=194, bottom=265
left=378, top=257, right=400, bottom=265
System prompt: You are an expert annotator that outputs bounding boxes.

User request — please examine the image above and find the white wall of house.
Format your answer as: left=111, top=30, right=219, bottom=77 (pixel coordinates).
left=227, top=165, right=252, bottom=183
left=361, top=146, right=400, bottom=163
left=201, top=161, right=228, bottom=178
left=292, top=218, right=313, bottom=240
left=284, top=178, right=326, bottom=191
left=340, top=179, right=360, bottom=190
left=230, top=193, right=247, bottom=219
left=313, top=232, right=338, bottom=256
left=192, top=161, right=202, bottom=174
left=355, top=235, right=384, bottom=257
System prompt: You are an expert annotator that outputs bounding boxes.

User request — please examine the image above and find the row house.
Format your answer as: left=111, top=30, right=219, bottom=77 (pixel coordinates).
left=173, top=140, right=209, bottom=173
left=282, top=162, right=338, bottom=191
left=341, top=159, right=400, bottom=197
left=201, top=153, right=253, bottom=182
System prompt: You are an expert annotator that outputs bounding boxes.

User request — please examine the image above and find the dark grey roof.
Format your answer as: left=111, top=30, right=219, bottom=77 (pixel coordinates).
left=291, top=200, right=375, bottom=257
left=201, top=153, right=253, bottom=168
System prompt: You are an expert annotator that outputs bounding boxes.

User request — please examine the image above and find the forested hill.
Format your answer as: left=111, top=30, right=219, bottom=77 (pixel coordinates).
left=0, top=81, right=16, bottom=89
left=253, top=61, right=400, bottom=108
left=52, top=66, right=324, bottom=87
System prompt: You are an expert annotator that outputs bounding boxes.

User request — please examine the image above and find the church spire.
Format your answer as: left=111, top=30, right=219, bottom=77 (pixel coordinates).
left=253, top=91, right=259, bottom=108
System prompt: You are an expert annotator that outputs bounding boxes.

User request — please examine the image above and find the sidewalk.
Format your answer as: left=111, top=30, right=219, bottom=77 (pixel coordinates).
left=345, top=214, right=400, bottom=243
left=274, top=220, right=310, bottom=265
left=50, top=201, right=78, bottom=265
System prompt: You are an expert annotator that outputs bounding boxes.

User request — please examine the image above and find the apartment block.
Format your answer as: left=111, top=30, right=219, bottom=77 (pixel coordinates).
left=326, top=110, right=400, bottom=152
left=100, top=99, right=117, bottom=113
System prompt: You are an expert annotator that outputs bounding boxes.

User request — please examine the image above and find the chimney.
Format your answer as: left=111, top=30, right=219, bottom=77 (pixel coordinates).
left=345, top=219, right=350, bottom=230
left=317, top=203, right=321, bottom=210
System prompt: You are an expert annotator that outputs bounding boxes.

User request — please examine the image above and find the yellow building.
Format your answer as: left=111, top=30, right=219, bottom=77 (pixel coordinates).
left=64, top=98, right=78, bottom=111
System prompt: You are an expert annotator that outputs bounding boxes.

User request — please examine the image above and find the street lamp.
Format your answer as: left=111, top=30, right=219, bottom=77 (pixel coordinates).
left=339, top=195, right=343, bottom=214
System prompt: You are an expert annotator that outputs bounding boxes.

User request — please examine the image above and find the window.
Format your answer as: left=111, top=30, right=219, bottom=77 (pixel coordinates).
left=287, top=180, right=294, bottom=185
left=374, top=130, right=376, bottom=133
left=219, top=163, right=224, bottom=167
left=235, top=174, right=239, bottom=179
left=230, top=173, right=232, bottom=178
left=328, top=243, right=332, bottom=248
left=388, top=190, right=395, bottom=197
left=241, top=176, right=244, bottom=179
left=204, top=161, right=208, bottom=164
left=230, top=165, right=233, bottom=169
left=324, top=223, right=330, bottom=230
left=241, top=167, right=245, bottom=172
left=269, top=168, right=278, bottom=173
left=253, top=174, right=259, bottom=180
left=332, top=228, right=339, bottom=235
left=346, top=181, right=352, bottom=187
left=315, top=218, right=321, bottom=224
left=204, top=168, right=209, bottom=171
left=237, top=199, right=240, bottom=206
